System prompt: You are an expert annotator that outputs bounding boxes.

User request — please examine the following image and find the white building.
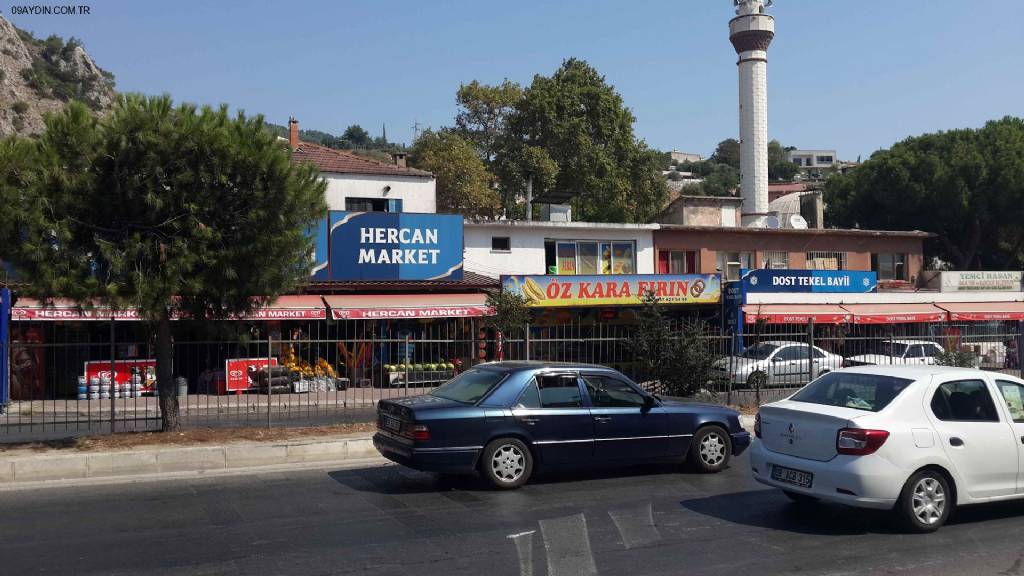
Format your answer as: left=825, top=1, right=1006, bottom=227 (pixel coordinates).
left=786, top=149, right=838, bottom=175
left=287, top=119, right=436, bottom=213
left=463, top=221, right=659, bottom=278
left=670, top=150, right=702, bottom=164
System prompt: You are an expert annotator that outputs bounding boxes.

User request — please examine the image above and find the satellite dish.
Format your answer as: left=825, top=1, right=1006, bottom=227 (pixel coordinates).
left=765, top=215, right=781, bottom=229
left=789, top=214, right=808, bottom=229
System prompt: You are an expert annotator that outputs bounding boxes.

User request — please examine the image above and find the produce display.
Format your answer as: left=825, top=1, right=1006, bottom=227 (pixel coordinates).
left=280, top=345, right=336, bottom=378
left=383, top=361, right=456, bottom=373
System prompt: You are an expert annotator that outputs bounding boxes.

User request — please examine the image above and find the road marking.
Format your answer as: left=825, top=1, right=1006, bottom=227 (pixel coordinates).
left=539, top=513, right=598, bottom=576
left=608, top=503, right=661, bottom=549
left=507, top=530, right=536, bottom=576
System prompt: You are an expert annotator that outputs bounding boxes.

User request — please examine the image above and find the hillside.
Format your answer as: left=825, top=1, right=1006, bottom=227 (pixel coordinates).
left=0, top=16, right=115, bottom=135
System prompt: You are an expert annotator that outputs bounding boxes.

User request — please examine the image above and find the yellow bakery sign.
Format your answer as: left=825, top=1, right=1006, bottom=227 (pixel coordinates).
left=502, top=274, right=721, bottom=307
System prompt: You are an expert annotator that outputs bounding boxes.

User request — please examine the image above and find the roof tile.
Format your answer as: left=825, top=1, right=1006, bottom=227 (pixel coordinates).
left=290, top=142, right=433, bottom=178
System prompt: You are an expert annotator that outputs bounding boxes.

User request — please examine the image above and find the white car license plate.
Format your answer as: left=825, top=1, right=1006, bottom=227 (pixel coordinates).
left=381, top=414, right=402, bottom=433
left=771, top=464, right=813, bottom=488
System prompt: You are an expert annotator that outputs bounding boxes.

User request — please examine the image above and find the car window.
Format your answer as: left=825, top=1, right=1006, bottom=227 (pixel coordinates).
left=430, top=369, right=506, bottom=404
left=741, top=343, right=778, bottom=360
left=790, top=371, right=913, bottom=412
left=996, top=380, right=1024, bottom=423
left=583, top=375, right=645, bottom=408
left=930, top=379, right=1000, bottom=422
left=882, top=342, right=909, bottom=357
left=776, top=346, right=809, bottom=361
left=536, top=375, right=583, bottom=408
left=811, top=347, right=826, bottom=359
left=906, top=345, right=925, bottom=359
left=924, top=344, right=942, bottom=358
left=515, top=380, right=542, bottom=409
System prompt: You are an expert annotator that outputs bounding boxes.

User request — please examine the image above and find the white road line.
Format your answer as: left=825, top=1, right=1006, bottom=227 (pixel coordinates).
left=507, top=530, right=536, bottom=576
left=608, top=503, right=661, bottom=549
left=539, top=513, right=598, bottom=576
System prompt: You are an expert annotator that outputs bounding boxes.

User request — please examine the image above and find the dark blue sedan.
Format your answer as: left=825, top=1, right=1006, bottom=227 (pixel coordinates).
left=373, top=362, right=750, bottom=489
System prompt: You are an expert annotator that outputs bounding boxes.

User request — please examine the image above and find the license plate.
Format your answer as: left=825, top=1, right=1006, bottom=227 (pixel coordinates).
left=380, top=414, right=402, bottom=433
left=771, top=464, right=813, bottom=488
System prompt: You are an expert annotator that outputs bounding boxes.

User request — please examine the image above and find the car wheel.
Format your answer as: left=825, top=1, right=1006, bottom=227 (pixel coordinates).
left=480, top=438, right=533, bottom=490
left=897, top=469, right=952, bottom=533
left=688, top=425, right=732, bottom=473
left=783, top=490, right=818, bottom=505
left=746, top=371, right=768, bottom=389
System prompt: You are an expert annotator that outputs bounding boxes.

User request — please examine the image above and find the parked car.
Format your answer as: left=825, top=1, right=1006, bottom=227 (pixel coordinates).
left=712, top=340, right=844, bottom=388
left=844, top=339, right=944, bottom=367
left=750, top=365, right=1024, bottom=532
left=373, top=361, right=750, bottom=489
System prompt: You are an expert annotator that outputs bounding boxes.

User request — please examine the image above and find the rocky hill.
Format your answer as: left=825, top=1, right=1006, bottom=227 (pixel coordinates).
left=0, top=16, right=114, bottom=136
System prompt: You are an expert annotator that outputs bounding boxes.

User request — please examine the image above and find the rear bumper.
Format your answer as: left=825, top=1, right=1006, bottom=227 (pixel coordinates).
left=749, top=439, right=901, bottom=510
left=731, top=431, right=752, bottom=455
left=373, top=433, right=481, bottom=474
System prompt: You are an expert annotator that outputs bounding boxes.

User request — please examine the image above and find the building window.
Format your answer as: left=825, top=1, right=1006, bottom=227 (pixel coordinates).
left=545, top=240, right=636, bottom=275
left=345, top=198, right=402, bottom=212
left=658, top=250, right=697, bottom=274
left=872, top=253, right=907, bottom=280
left=816, top=155, right=834, bottom=164
left=491, top=237, right=511, bottom=252
left=806, top=251, right=847, bottom=270
left=715, top=251, right=753, bottom=272
left=762, top=251, right=789, bottom=269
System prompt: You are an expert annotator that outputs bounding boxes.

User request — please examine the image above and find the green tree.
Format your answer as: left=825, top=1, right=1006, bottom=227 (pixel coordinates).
left=627, top=291, right=718, bottom=396
left=701, top=163, right=740, bottom=196
left=341, top=124, right=371, bottom=147
left=0, top=96, right=327, bottom=431
left=454, top=79, right=523, bottom=163
left=409, top=130, right=502, bottom=219
left=825, top=117, right=1024, bottom=269
left=711, top=138, right=741, bottom=170
left=768, top=139, right=799, bottom=181
left=497, top=58, right=668, bottom=223
left=491, top=144, right=559, bottom=219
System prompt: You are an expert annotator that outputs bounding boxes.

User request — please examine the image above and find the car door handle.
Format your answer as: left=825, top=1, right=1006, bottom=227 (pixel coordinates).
left=949, top=436, right=964, bottom=447
left=594, top=416, right=612, bottom=423
left=519, top=417, right=538, bottom=425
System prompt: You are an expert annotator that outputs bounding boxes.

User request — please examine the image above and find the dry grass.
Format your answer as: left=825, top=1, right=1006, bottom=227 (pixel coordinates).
left=0, top=422, right=378, bottom=454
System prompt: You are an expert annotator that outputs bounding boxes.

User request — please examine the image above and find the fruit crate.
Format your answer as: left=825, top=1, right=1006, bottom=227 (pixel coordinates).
left=386, top=369, right=455, bottom=388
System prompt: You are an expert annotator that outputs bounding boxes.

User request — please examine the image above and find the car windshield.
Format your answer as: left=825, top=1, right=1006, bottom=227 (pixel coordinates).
left=430, top=369, right=506, bottom=404
left=881, top=342, right=910, bottom=357
left=790, top=371, right=914, bottom=412
left=741, top=343, right=779, bottom=360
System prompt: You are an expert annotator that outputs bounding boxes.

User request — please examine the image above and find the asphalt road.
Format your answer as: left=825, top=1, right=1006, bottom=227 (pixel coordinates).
left=4, top=453, right=1024, bottom=576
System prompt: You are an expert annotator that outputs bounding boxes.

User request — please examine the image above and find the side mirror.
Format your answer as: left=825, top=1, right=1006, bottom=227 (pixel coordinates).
left=771, top=356, right=783, bottom=363
left=642, top=395, right=656, bottom=411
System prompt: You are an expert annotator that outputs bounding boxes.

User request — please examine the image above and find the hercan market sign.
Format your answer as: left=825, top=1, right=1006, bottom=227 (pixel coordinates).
left=313, top=211, right=464, bottom=281
left=502, top=274, right=721, bottom=307
left=940, top=271, right=1023, bottom=292
left=741, top=269, right=877, bottom=293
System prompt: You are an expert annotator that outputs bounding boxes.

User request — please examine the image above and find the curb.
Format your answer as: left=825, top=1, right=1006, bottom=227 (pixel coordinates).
left=0, top=434, right=378, bottom=485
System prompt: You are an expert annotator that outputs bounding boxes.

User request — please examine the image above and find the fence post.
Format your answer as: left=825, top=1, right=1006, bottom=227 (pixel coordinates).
left=109, top=317, right=116, bottom=435
left=1018, top=321, right=1024, bottom=378
left=267, top=333, right=272, bottom=428
left=807, top=318, right=816, bottom=381
left=404, top=335, right=410, bottom=395
left=1, top=287, right=10, bottom=415
left=524, top=323, right=531, bottom=361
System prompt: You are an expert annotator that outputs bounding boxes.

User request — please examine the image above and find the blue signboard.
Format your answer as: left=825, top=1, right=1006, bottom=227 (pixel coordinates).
left=0, top=287, right=9, bottom=409
left=324, top=211, right=464, bottom=281
left=741, top=269, right=876, bottom=294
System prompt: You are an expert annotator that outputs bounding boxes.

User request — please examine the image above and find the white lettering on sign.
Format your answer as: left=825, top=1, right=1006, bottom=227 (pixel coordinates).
left=359, top=227, right=438, bottom=245
left=358, top=248, right=440, bottom=265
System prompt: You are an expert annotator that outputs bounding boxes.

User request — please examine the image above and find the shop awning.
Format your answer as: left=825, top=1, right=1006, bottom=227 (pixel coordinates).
left=937, top=301, right=1024, bottom=322
left=242, top=296, right=326, bottom=320
left=324, top=293, right=492, bottom=320
left=841, top=303, right=948, bottom=324
left=11, top=298, right=144, bottom=321
left=742, top=304, right=851, bottom=325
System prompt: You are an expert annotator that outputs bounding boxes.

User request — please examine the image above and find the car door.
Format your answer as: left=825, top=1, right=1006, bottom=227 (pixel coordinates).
left=768, top=345, right=810, bottom=386
left=582, top=373, right=667, bottom=461
left=993, top=378, right=1024, bottom=493
left=510, top=373, right=593, bottom=465
left=926, top=376, right=1019, bottom=498
left=904, top=344, right=931, bottom=365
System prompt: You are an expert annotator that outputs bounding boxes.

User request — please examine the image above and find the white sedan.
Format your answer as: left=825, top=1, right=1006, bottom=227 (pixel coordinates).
left=750, top=365, right=1024, bottom=532
left=844, top=339, right=944, bottom=367
left=712, top=340, right=844, bottom=388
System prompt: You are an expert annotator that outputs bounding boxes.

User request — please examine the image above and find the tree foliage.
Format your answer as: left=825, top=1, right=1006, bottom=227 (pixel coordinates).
left=409, top=130, right=502, bottom=219
left=483, top=289, right=533, bottom=336
left=627, top=292, right=718, bottom=397
left=825, top=116, right=1024, bottom=269
left=711, top=138, right=741, bottom=170
left=341, top=124, right=371, bottom=147
left=495, top=58, right=668, bottom=223
left=768, top=139, right=799, bottom=181
left=0, top=96, right=327, bottom=431
left=454, top=79, right=523, bottom=163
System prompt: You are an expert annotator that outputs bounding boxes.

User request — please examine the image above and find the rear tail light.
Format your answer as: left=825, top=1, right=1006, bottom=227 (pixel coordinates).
left=754, top=413, right=762, bottom=438
left=403, top=424, right=430, bottom=442
left=836, top=428, right=889, bottom=456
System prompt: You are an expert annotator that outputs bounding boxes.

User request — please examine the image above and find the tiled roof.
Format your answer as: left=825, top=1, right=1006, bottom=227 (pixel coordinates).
left=290, top=142, right=433, bottom=178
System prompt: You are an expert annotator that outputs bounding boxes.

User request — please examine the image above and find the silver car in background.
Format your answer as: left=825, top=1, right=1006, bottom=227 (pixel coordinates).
left=712, top=340, right=844, bottom=388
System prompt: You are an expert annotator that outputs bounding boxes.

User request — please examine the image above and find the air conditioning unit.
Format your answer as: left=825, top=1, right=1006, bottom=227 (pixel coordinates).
left=725, top=262, right=742, bottom=282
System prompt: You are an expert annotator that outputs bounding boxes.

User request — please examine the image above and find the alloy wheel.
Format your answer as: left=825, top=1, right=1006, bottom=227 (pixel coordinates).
left=699, top=432, right=726, bottom=466
left=911, top=477, right=946, bottom=525
left=490, top=444, right=526, bottom=482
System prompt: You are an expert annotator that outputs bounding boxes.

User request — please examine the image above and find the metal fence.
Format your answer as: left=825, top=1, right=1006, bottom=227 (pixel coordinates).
left=3, top=318, right=1023, bottom=440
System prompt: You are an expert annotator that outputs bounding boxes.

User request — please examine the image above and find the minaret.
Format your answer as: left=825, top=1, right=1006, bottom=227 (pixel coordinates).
left=729, top=0, right=775, bottom=227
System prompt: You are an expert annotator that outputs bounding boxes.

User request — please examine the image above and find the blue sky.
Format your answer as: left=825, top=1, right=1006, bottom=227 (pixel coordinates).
left=8, top=0, right=1021, bottom=160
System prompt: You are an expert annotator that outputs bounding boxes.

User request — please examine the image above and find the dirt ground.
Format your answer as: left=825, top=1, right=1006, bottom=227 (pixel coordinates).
left=0, top=422, right=379, bottom=454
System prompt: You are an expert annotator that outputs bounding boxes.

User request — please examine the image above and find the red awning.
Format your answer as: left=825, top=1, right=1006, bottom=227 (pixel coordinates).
left=742, top=304, right=851, bottom=325
left=324, top=293, right=492, bottom=320
left=11, top=299, right=144, bottom=321
left=937, top=302, right=1024, bottom=322
left=842, top=303, right=948, bottom=324
left=241, top=296, right=326, bottom=320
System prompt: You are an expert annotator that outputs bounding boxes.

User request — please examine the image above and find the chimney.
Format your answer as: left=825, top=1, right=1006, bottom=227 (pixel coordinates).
left=288, top=117, right=299, bottom=150
left=391, top=152, right=407, bottom=168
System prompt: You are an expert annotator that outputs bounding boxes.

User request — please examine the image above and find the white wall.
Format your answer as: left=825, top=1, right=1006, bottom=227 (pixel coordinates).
left=322, top=173, right=436, bottom=213
left=464, top=223, right=657, bottom=278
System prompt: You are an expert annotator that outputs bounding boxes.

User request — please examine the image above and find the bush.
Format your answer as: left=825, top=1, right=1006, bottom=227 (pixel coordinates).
left=11, top=100, right=28, bottom=114
left=935, top=349, right=977, bottom=368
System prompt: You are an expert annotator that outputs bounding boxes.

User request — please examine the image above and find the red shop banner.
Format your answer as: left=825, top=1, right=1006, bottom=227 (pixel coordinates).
left=83, top=359, right=156, bottom=391
left=331, top=306, right=492, bottom=320
left=223, top=357, right=279, bottom=394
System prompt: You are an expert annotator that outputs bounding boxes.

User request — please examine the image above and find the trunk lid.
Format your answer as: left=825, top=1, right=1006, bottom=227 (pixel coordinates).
left=759, top=400, right=869, bottom=461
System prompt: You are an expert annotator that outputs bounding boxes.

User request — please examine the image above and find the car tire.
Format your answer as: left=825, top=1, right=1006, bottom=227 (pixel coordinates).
left=746, top=371, right=768, bottom=390
left=896, top=469, right=952, bottom=533
left=480, top=438, right=533, bottom=490
left=783, top=490, right=819, bottom=506
left=688, top=425, right=732, bottom=473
